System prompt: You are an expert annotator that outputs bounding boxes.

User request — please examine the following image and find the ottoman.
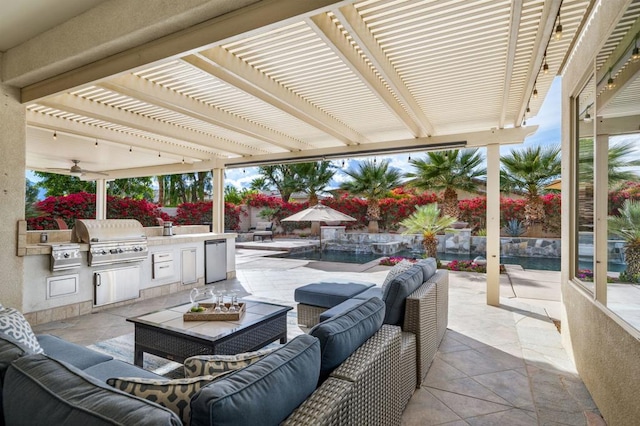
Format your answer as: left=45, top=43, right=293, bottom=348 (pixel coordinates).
left=294, top=280, right=375, bottom=327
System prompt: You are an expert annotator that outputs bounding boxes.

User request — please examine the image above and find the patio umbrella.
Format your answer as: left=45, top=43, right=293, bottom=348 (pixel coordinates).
left=281, top=204, right=356, bottom=247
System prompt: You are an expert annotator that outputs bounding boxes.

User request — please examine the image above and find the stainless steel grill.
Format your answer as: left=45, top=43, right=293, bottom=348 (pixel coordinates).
left=71, top=219, right=148, bottom=266
left=50, top=244, right=82, bottom=271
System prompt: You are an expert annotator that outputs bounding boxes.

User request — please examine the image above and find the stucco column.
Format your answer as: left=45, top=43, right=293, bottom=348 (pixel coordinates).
left=96, top=179, right=107, bottom=219
left=0, top=73, right=26, bottom=310
left=211, top=168, right=224, bottom=233
left=486, top=143, right=501, bottom=306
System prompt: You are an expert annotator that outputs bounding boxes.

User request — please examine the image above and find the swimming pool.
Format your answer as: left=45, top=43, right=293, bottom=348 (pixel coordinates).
left=277, top=249, right=626, bottom=272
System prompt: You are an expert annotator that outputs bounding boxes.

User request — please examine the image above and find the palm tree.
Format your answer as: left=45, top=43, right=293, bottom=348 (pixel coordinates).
left=405, top=149, right=486, bottom=218
left=579, top=139, right=640, bottom=187
left=500, top=144, right=561, bottom=225
left=609, top=200, right=640, bottom=280
left=400, top=204, right=457, bottom=258
left=253, top=165, right=303, bottom=202
left=339, top=159, right=403, bottom=233
left=291, top=161, right=335, bottom=207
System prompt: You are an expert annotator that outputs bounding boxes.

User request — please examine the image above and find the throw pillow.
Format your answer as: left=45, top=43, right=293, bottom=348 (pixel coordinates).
left=382, top=259, right=415, bottom=293
left=183, top=347, right=277, bottom=378
left=107, top=375, right=216, bottom=424
left=0, top=307, right=43, bottom=354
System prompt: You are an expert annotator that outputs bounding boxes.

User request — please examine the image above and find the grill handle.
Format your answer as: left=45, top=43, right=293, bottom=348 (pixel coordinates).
left=96, top=274, right=102, bottom=287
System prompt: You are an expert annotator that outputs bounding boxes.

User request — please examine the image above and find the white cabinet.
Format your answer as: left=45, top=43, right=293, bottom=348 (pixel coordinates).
left=181, top=248, right=197, bottom=285
left=153, top=252, right=174, bottom=279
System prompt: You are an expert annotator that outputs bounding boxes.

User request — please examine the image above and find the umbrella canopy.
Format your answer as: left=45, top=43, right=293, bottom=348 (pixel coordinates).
left=281, top=204, right=356, bottom=223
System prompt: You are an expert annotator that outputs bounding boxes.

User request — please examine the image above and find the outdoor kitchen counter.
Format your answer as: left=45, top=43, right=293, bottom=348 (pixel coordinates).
left=21, top=232, right=236, bottom=256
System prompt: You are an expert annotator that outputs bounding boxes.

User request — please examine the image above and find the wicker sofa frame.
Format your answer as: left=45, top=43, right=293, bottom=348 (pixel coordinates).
left=296, top=268, right=449, bottom=386
left=283, top=324, right=414, bottom=425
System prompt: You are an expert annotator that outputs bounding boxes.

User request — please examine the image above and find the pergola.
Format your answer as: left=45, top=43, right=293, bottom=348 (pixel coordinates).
left=3, top=0, right=592, bottom=307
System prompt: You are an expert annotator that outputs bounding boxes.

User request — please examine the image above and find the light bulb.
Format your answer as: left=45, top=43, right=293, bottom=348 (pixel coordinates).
left=543, top=61, right=549, bottom=74
left=129, top=146, right=132, bottom=152
left=632, top=46, right=640, bottom=63
left=584, top=112, right=592, bottom=122
left=53, top=131, right=57, bottom=140
left=533, top=87, right=538, bottom=99
left=95, top=140, right=98, bottom=147
left=607, top=76, right=616, bottom=90
left=555, top=22, right=562, bottom=40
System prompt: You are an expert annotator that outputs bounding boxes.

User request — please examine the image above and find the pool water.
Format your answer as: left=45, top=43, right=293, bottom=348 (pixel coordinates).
left=278, top=249, right=626, bottom=272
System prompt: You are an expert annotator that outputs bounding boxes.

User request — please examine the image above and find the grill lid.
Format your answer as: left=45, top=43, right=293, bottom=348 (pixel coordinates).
left=72, top=219, right=146, bottom=243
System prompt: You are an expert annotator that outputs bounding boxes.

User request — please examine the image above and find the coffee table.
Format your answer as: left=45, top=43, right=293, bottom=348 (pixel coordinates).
left=126, top=300, right=292, bottom=367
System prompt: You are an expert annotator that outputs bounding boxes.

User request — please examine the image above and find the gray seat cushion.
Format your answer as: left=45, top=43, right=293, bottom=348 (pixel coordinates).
left=3, top=354, right=181, bottom=426
left=310, top=297, right=385, bottom=382
left=294, top=280, right=375, bottom=308
left=190, top=334, right=320, bottom=426
left=83, top=359, right=165, bottom=382
left=382, top=264, right=424, bottom=325
left=37, top=334, right=113, bottom=370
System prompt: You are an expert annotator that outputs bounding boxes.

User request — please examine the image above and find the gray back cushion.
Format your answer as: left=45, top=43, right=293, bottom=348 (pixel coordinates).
left=3, top=354, right=181, bottom=426
left=190, top=334, right=320, bottom=426
left=416, top=258, right=437, bottom=281
left=310, top=297, right=385, bottom=382
left=37, top=334, right=113, bottom=370
left=382, top=264, right=424, bottom=325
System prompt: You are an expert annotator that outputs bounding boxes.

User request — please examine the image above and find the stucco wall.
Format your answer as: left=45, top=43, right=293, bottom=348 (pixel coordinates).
left=563, top=283, right=640, bottom=425
left=0, top=77, right=26, bottom=309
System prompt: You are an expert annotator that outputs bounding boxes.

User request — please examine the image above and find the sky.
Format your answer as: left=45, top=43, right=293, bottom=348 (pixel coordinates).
left=223, top=77, right=564, bottom=190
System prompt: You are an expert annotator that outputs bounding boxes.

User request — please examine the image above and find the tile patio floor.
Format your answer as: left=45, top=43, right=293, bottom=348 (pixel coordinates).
left=33, top=251, right=605, bottom=425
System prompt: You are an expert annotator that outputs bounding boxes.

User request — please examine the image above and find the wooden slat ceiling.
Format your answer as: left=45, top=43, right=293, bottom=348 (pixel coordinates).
left=25, top=0, right=594, bottom=179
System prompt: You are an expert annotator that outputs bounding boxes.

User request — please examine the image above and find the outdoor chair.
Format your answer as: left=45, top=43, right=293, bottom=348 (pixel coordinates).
left=251, top=222, right=274, bottom=241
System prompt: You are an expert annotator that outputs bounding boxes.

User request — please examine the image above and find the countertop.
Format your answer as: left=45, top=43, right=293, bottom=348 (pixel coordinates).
left=23, top=232, right=237, bottom=256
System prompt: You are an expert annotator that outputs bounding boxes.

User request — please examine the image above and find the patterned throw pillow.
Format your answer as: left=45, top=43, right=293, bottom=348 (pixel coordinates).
left=183, top=347, right=277, bottom=378
left=107, top=375, right=216, bottom=424
left=0, top=307, right=44, bottom=354
left=381, top=259, right=415, bottom=294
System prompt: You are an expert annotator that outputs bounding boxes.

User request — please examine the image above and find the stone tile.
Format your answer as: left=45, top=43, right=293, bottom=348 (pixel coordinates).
left=439, top=349, right=517, bottom=377
left=426, top=377, right=511, bottom=406
left=472, top=370, right=535, bottom=410
left=401, top=388, right=463, bottom=426
left=465, top=408, right=538, bottom=426
left=438, top=334, right=473, bottom=353
left=428, top=388, right=513, bottom=419
left=423, top=357, right=469, bottom=387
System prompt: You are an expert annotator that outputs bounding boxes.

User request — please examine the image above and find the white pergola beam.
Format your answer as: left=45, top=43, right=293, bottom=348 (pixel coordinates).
left=38, top=94, right=264, bottom=157
left=499, top=0, right=523, bottom=128
left=18, top=0, right=354, bottom=101
left=333, top=5, right=435, bottom=137
left=101, top=75, right=310, bottom=152
left=308, top=11, right=423, bottom=137
left=222, top=126, right=538, bottom=167
left=26, top=111, right=214, bottom=161
left=186, top=48, right=367, bottom=145
left=516, top=0, right=562, bottom=125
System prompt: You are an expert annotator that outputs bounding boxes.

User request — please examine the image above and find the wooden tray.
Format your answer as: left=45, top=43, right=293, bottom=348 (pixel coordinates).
left=183, top=302, right=246, bottom=321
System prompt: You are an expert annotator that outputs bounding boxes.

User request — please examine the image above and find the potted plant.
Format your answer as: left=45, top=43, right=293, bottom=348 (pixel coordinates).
left=400, top=204, right=457, bottom=259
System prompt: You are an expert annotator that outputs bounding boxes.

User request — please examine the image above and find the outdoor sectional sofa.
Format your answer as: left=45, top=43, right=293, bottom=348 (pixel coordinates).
left=0, top=296, right=415, bottom=426
left=295, top=257, right=449, bottom=384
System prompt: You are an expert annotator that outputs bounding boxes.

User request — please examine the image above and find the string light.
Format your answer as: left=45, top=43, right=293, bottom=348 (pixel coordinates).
left=95, top=139, right=98, bottom=147
left=408, top=154, right=412, bottom=161
left=181, top=157, right=185, bottom=164
left=129, top=146, right=132, bottom=152
left=555, top=11, right=562, bottom=40
left=543, top=51, right=549, bottom=74
left=632, top=35, right=640, bottom=63
left=341, top=159, right=345, bottom=168
left=606, top=68, right=616, bottom=90
left=53, top=131, right=57, bottom=140
left=533, top=84, right=538, bottom=99
left=158, top=152, right=161, bottom=157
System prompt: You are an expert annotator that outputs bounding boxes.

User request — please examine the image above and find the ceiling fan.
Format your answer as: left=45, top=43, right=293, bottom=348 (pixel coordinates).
left=48, top=160, right=109, bottom=177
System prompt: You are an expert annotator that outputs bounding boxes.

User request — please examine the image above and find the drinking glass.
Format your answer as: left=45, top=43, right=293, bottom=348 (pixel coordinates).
left=189, top=288, right=201, bottom=307
left=228, top=293, right=238, bottom=312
